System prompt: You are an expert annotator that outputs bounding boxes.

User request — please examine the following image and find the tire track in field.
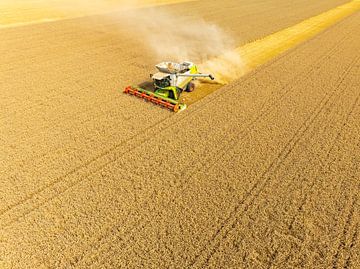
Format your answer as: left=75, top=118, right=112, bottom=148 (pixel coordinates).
left=82, top=24, right=358, bottom=268
left=188, top=46, right=359, bottom=269
left=344, top=224, right=359, bottom=269
left=288, top=66, right=360, bottom=233
left=288, top=92, right=360, bottom=235
left=332, top=195, right=359, bottom=268
left=262, top=63, right=360, bottom=267
left=66, top=32, right=354, bottom=267
left=330, top=97, right=360, bottom=268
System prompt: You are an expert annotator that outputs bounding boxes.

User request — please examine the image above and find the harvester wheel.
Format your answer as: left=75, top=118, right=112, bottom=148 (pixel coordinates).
left=186, top=82, right=195, bottom=92
left=173, top=104, right=180, bottom=112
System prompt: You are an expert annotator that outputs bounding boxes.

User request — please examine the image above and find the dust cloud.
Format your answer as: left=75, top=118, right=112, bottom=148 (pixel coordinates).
left=120, top=5, right=245, bottom=84
left=56, top=0, right=246, bottom=84
left=114, top=2, right=244, bottom=84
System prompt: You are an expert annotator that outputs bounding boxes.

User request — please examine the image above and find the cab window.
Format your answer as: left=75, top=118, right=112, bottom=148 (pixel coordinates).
left=154, top=77, right=170, bottom=88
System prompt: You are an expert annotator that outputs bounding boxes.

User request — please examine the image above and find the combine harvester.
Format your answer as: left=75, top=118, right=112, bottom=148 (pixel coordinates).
left=124, top=62, right=215, bottom=112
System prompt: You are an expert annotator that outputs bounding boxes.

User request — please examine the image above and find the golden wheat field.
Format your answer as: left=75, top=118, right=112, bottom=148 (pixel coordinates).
left=1, top=0, right=360, bottom=268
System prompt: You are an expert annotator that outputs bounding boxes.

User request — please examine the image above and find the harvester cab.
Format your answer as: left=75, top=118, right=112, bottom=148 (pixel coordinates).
left=151, top=72, right=181, bottom=100
left=124, top=61, right=214, bottom=112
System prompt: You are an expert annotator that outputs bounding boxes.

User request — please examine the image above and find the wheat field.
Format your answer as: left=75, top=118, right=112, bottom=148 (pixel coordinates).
left=1, top=0, right=359, bottom=268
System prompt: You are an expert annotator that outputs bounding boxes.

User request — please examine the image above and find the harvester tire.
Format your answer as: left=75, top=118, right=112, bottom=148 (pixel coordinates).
left=186, top=82, right=195, bottom=92
left=173, top=104, right=180, bottom=112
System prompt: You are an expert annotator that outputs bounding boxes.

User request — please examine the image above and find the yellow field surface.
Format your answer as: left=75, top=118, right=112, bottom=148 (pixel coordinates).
left=0, top=0, right=196, bottom=28
left=1, top=0, right=359, bottom=268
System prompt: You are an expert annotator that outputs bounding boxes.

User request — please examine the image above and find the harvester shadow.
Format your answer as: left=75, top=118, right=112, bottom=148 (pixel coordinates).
left=138, top=81, right=154, bottom=92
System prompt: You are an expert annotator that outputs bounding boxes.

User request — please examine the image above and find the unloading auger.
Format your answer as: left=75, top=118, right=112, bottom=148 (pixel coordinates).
left=123, top=61, right=215, bottom=112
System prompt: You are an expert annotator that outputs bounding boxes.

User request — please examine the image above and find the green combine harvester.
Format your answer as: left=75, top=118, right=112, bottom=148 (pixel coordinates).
left=124, top=61, right=215, bottom=112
